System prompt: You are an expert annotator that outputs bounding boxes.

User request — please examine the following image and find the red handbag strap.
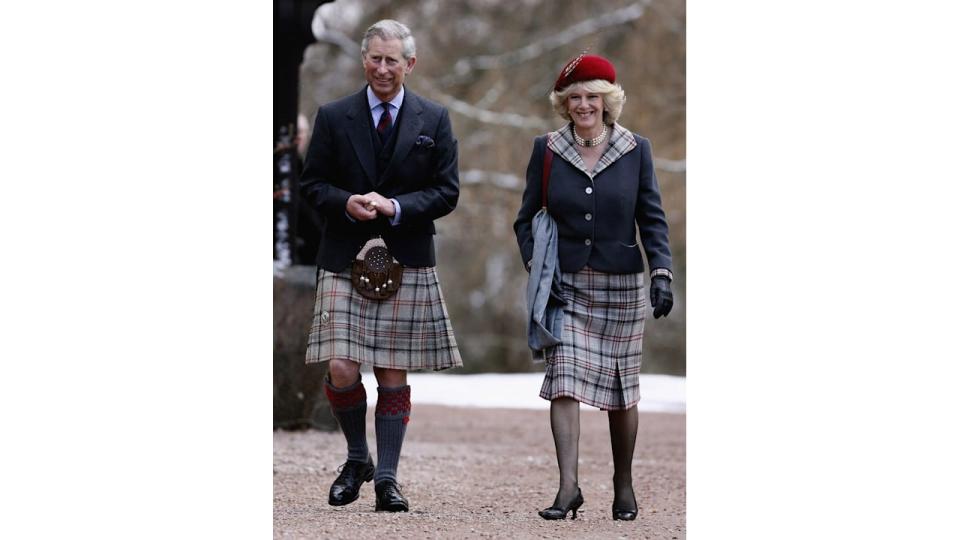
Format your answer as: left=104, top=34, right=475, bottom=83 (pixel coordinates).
left=541, top=146, right=554, bottom=210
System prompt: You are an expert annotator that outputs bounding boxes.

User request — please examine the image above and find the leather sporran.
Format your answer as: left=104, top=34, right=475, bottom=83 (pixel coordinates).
left=351, top=237, right=403, bottom=300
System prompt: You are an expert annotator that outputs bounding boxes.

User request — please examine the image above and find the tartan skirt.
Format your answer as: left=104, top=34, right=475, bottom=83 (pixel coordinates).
left=305, top=267, right=462, bottom=371
left=540, top=267, right=646, bottom=410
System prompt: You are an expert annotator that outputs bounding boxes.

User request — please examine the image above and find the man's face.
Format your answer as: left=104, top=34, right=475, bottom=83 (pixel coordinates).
left=363, top=36, right=416, bottom=102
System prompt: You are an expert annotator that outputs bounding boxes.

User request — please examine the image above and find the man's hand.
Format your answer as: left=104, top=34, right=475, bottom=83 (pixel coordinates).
left=363, top=192, right=396, bottom=218
left=346, top=194, right=378, bottom=221
left=650, top=276, right=674, bottom=319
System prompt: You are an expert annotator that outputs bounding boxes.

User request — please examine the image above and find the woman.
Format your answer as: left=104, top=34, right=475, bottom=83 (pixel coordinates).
left=514, top=54, right=675, bottom=521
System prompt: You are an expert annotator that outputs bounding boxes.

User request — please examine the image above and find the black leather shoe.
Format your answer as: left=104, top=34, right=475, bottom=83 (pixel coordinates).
left=612, top=493, right=638, bottom=521
left=328, top=456, right=374, bottom=506
left=374, top=480, right=409, bottom=512
left=538, top=488, right=584, bottom=520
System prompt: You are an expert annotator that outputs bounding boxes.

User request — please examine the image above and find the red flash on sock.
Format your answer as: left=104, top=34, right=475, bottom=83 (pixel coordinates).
left=376, top=386, right=411, bottom=424
left=324, top=380, right=366, bottom=410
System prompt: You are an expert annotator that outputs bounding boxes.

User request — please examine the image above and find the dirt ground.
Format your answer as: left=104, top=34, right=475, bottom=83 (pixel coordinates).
left=274, top=405, right=685, bottom=539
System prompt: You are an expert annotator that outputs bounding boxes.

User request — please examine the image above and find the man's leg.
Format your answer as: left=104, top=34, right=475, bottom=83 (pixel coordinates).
left=324, top=359, right=374, bottom=506
left=372, top=367, right=410, bottom=511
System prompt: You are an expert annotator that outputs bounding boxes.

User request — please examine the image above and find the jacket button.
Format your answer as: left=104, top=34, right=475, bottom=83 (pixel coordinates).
left=585, top=187, right=593, bottom=194
left=584, top=239, right=592, bottom=246
left=585, top=213, right=592, bottom=221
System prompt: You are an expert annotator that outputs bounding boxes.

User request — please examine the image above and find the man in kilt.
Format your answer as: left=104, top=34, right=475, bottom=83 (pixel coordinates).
left=299, top=19, right=462, bottom=512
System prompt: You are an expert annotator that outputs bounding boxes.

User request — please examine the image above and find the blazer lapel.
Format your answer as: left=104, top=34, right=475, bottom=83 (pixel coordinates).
left=344, top=88, right=376, bottom=186
left=378, top=89, right=423, bottom=186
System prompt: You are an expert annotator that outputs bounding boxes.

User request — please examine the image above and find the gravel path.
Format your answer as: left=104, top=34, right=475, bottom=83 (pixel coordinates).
left=274, top=405, right=685, bottom=539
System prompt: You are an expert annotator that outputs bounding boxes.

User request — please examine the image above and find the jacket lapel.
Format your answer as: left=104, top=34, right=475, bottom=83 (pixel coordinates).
left=378, top=88, right=423, bottom=186
left=593, top=123, right=637, bottom=177
left=547, top=124, right=589, bottom=176
left=344, top=88, right=376, bottom=186
left=546, top=123, right=637, bottom=179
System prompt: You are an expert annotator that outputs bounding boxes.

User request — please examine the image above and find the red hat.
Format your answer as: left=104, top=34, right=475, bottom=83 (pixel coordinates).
left=554, top=54, right=616, bottom=91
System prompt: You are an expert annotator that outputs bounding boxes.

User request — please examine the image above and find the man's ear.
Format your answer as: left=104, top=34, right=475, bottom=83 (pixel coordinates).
left=405, top=56, right=417, bottom=73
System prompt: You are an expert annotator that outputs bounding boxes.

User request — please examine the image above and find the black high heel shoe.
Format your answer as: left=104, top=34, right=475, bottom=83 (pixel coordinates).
left=611, top=493, right=638, bottom=521
left=538, top=488, right=584, bottom=520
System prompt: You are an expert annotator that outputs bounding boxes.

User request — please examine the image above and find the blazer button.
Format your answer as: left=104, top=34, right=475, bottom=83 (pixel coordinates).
left=585, top=187, right=593, bottom=194
left=584, top=239, right=592, bottom=246
left=585, top=213, right=592, bottom=221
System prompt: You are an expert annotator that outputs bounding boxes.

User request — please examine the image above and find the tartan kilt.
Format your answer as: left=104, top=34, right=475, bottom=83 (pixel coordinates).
left=305, top=266, right=462, bottom=371
left=540, top=267, right=646, bottom=410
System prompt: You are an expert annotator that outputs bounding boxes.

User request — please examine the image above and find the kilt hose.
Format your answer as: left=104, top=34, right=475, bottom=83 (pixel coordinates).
left=540, top=267, right=647, bottom=411
left=305, top=267, right=462, bottom=371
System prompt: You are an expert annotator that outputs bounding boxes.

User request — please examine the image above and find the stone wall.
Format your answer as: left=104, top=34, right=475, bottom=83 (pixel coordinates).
left=274, top=265, right=337, bottom=430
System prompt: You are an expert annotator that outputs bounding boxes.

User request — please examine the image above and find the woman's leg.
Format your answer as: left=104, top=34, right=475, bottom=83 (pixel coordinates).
left=607, top=405, right=639, bottom=511
left=549, top=397, right=582, bottom=507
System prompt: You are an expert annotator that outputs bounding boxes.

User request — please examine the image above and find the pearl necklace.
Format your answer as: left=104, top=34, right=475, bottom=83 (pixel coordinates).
left=573, top=123, right=608, bottom=147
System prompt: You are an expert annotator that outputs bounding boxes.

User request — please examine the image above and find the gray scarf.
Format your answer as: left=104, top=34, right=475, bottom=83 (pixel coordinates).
left=526, top=208, right=566, bottom=360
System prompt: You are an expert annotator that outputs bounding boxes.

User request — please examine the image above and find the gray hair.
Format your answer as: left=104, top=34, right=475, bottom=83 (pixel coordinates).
left=549, top=79, right=626, bottom=125
left=360, top=19, right=416, bottom=60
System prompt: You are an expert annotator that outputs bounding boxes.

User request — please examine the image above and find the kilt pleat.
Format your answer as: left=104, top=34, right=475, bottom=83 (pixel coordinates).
left=540, top=267, right=646, bottom=410
left=305, top=267, right=462, bottom=371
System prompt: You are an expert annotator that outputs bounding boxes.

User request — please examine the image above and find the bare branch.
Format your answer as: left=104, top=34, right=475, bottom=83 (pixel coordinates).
left=461, top=170, right=524, bottom=191
left=474, top=81, right=505, bottom=109
left=440, top=1, right=652, bottom=86
left=461, top=159, right=685, bottom=193
left=654, top=158, right=686, bottom=173
left=424, top=85, right=550, bottom=130
left=315, top=29, right=361, bottom=58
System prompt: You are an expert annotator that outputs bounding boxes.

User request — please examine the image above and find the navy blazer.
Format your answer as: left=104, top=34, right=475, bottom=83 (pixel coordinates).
left=514, top=125, right=672, bottom=275
left=300, top=86, right=460, bottom=271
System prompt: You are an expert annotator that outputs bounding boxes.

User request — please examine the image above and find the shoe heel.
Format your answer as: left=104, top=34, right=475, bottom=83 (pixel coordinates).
left=571, top=495, right=583, bottom=520
left=539, top=488, right=584, bottom=521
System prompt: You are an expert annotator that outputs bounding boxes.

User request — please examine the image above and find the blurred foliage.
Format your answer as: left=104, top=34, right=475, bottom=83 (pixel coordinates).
left=299, top=0, right=685, bottom=375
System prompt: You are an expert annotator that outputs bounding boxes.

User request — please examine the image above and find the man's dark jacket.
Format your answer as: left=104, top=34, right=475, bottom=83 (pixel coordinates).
left=300, top=86, right=459, bottom=271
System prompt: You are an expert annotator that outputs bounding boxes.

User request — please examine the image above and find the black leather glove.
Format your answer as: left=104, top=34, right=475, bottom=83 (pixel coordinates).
left=650, top=276, right=673, bottom=319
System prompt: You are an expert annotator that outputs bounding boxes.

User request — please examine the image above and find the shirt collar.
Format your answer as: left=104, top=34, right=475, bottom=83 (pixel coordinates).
left=367, top=85, right=405, bottom=112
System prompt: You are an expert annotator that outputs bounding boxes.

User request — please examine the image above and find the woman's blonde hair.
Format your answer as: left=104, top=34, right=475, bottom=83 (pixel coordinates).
left=549, top=79, right=626, bottom=125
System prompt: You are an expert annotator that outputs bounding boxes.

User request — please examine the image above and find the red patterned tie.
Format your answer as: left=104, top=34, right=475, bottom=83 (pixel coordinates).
left=376, top=102, right=392, bottom=140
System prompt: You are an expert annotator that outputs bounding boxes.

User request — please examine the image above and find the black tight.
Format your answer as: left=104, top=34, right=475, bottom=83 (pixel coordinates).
left=608, top=405, right=639, bottom=511
left=549, top=397, right=581, bottom=507
left=548, top=398, right=639, bottom=511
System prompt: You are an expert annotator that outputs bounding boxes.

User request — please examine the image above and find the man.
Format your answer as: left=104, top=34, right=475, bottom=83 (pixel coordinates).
left=299, top=19, right=461, bottom=513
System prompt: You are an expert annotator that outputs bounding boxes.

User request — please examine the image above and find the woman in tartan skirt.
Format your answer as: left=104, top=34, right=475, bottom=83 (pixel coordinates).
left=514, top=54, right=675, bottom=521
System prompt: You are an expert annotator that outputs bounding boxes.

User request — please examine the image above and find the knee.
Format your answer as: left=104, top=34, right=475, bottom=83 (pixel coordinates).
left=328, top=359, right=360, bottom=388
left=373, top=368, right=407, bottom=387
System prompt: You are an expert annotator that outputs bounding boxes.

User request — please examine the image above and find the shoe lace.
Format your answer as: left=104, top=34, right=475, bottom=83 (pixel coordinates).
left=335, top=462, right=356, bottom=478
left=376, top=480, right=404, bottom=493
left=334, top=460, right=368, bottom=478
